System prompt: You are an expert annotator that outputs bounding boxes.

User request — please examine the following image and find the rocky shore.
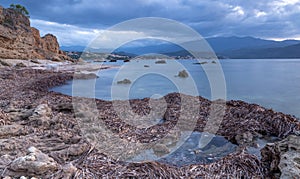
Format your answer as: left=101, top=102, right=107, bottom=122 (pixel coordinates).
left=0, top=65, right=299, bottom=178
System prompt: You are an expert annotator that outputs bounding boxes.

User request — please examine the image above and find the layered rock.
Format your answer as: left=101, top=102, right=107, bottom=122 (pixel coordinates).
left=0, top=6, right=71, bottom=61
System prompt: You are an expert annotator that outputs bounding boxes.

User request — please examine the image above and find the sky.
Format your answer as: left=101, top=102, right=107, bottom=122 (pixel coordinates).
left=1, top=0, right=300, bottom=47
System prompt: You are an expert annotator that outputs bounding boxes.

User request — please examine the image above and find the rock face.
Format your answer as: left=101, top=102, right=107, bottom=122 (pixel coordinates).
left=261, top=135, right=300, bottom=178
left=0, top=6, right=71, bottom=61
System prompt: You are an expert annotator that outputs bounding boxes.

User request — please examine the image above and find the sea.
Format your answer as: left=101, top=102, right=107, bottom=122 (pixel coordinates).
left=51, top=59, right=300, bottom=118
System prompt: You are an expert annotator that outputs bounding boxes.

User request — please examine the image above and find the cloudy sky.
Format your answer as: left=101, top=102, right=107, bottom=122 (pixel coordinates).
left=1, top=0, right=300, bottom=46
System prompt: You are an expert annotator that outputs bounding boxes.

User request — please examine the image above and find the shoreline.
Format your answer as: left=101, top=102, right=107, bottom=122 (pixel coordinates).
left=0, top=65, right=299, bottom=178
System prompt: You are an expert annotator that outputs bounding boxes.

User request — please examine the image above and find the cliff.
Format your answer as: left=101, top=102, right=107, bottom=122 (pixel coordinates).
left=0, top=6, right=71, bottom=61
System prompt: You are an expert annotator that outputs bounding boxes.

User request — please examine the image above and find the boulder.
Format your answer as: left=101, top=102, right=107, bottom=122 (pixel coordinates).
left=261, top=135, right=300, bottom=178
left=155, top=60, right=166, bottom=64
left=7, top=146, right=59, bottom=176
left=74, top=73, right=98, bottom=79
left=177, top=70, right=189, bottom=78
left=117, top=78, right=131, bottom=84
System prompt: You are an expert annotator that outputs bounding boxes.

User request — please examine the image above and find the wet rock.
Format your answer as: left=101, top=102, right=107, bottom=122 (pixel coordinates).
left=155, top=60, right=166, bottom=64
left=7, top=146, right=59, bottom=176
left=177, top=70, right=189, bottom=78
left=74, top=73, right=98, bottom=79
left=261, top=135, right=300, bottom=178
left=193, top=61, right=207, bottom=65
left=117, top=78, right=131, bottom=84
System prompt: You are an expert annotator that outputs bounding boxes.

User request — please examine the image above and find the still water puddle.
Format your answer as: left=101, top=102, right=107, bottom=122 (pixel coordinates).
left=129, top=131, right=237, bottom=166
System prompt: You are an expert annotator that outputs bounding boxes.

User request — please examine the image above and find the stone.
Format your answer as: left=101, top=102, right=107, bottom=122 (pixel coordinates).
left=177, top=70, right=189, bottom=78
left=261, top=135, right=300, bottom=178
left=32, top=104, right=52, bottom=117
left=279, top=151, right=300, bottom=178
left=235, top=131, right=254, bottom=146
left=15, top=62, right=26, bottom=68
left=8, top=146, right=59, bottom=175
left=155, top=60, right=166, bottom=64
left=74, top=73, right=98, bottom=79
left=117, top=78, right=131, bottom=84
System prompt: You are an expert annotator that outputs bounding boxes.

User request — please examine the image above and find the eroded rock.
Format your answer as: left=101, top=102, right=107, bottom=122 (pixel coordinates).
left=261, top=135, right=300, bottom=178
left=7, top=146, right=59, bottom=176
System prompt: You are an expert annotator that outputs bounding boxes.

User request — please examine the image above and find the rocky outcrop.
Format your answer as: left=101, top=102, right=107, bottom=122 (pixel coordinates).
left=261, top=135, right=300, bottom=178
left=0, top=6, right=71, bottom=61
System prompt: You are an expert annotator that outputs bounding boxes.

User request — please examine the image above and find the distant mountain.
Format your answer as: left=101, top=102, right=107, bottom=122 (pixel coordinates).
left=206, top=36, right=300, bottom=52
left=220, top=43, right=300, bottom=59
left=60, top=36, right=300, bottom=59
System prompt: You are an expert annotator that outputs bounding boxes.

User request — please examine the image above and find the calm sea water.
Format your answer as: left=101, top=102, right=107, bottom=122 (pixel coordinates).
left=51, top=59, right=300, bottom=118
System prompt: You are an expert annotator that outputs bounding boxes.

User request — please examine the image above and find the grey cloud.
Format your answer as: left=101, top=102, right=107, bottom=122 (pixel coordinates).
left=1, top=0, right=300, bottom=45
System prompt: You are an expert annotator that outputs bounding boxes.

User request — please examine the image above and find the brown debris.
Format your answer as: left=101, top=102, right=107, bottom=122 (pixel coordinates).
left=0, top=68, right=299, bottom=178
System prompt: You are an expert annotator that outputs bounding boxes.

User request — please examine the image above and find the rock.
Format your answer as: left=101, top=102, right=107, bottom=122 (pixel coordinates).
left=279, top=151, right=300, bottom=178
left=30, top=59, right=40, bottom=64
left=74, top=73, right=98, bottom=79
left=15, top=62, right=26, bottom=68
left=261, top=135, right=300, bottom=178
left=193, top=62, right=208, bottom=65
left=153, top=144, right=170, bottom=156
left=0, top=124, right=23, bottom=137
left=117, top=78, right=131, bottom=84
left=155, top=60, right=166, bottom=64
left=212, top=61, right=217, bottom=64
left=0, top=6, right=71, bottom=61
left=177, top=70, right=189, bottom=78
left=55, top=103, right=74, bottom=113
left=0, top=60, right=11, bottom=67
left=234, top=131, right=254, bottom=146
left=62, top=163, right=77, bottom=178
left=32, top=104, right=52, bottom=117
left=8, top=146, right=59, bottom=176
left=50, top=56, right=63, bottom=62
left=144, top=65, right=150, bottom=68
